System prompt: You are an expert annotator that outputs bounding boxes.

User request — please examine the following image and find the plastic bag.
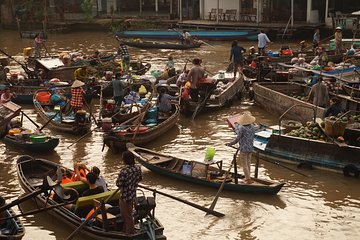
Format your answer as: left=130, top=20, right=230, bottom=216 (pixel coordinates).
left=204, top=147, right=216, bottom=161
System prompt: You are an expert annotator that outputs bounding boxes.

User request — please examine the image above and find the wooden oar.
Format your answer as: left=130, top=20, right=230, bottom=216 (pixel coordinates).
left=21, top=111, right=40, bottom=129
left=206, top=146, right=240, bottom=215
left=191, top=81, right=218, bottom=120
left=66, top=188, right=120, bottom=240
left=138, top=184, right=224, bottom=218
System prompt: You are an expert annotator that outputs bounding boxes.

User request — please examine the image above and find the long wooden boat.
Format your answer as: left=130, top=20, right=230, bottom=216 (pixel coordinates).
left=127, top=145, right=285, bottom=194
left=253, top=128, right=360, bottom=176
left=116, top=30, right=258, bottom=41
left=16, top=155, right=166, bottom=240
left=253, top=82, right=360, bottom=123
left=181, top=73, right=244, bottom=115
left=33, top=89, right=92, bottom=134
left=123, top=40, right=202, bottom=50
left=0, top=207, right=25, bottom=240
left=103, top=104, right=180, bottom=153
left=7, top=84, right=93, bottom=104
left=1, top=129, right=59, bottom=152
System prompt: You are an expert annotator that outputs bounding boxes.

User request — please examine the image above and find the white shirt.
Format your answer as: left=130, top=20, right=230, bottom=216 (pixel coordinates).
left=258, top=33, right=270, bottom=48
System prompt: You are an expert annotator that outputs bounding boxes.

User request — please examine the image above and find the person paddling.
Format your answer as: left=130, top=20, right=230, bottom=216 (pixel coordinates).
left=226, top=111, right=257, bottom=184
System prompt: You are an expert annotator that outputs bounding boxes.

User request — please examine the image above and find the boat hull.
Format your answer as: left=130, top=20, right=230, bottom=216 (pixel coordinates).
left=116, top=30, right=258, bottom=41
left=0, top=209, right=25, bottom=240
left=254, top=132, right=360, bottom=174
left=123, top=40, right=202, bottom=50
left=2, top=136, right=59, bottom=152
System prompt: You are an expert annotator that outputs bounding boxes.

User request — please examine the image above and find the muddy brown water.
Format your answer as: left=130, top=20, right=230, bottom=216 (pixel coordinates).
left=0, top=30, right=359, bottom=240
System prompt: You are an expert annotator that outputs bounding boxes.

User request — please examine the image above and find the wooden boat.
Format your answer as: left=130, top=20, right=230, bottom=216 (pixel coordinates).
left=329, top=38, right=360, bottom=51
left=34, top=58, right=84, bottom=81
left=253, top=82, right=360, bottom=123
left=103, top=104, right=180, bottom=153
left=1, top=128, right=59, bottom=152
left=252, top=127, right=360, bottom=176
left=343, top=84, right=360, bottom=99
left=181, top=73, right=244, bottom=115
left=0, top=207, right=25, bottom=240
left=127, top=144, right=285, bottom=194
left=33, top=89, right=92, bottom=134
left=226, top=114, right=360, bottom=177
left=122, top=40, right=202, bottom=50
left=20, top=30, right=46, bottom=39
left=116, top=30, right=258, bottom=41
left=6, top=83, right=93, bottom=104
left=16, top=155, right=166, bottom=240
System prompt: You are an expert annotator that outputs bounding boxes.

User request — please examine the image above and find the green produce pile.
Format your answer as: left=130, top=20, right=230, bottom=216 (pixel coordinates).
left=286, top=121, right=328, bottom=141
left=348, top=114, right=360, bottom=123
left=326, top=114, right=349, bottom=123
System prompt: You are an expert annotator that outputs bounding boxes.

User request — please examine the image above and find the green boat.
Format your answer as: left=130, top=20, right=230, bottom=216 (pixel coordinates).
left=127, top=144, right=285, bottom=195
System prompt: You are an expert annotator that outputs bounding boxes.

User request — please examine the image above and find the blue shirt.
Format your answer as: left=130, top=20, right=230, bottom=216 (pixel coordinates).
left=230, top=45, right=246, bottom=63
left=229, top=124, right=256, bottom=153
left=158, top=93, right=176, bottom=112
left=258, top=33, right=270, bottom=48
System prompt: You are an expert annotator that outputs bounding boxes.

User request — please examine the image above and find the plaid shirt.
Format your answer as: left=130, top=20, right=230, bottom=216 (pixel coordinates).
left=116, top=164, right=142, bottom=203
left=70, top=87, right=84, bottom=108
left=118, top=45, right=129, bottom=57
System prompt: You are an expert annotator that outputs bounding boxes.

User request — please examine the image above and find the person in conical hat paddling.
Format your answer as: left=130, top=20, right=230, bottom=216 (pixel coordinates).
left=334, top=27, right=343, bottom=55
left=226, top=111, right=257, bottom=184
left=71, top=80, right=85, bottom=112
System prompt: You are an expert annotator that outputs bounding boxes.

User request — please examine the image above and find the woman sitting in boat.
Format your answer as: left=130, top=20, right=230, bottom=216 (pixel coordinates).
left=165, top=55, right=176, bottom=77
left=50, top=88, right=67, bottom=108
left=158, top=88, right=177, bottom=113
left=0, top=88, right=16, bottom=105
left=323, top=98, right=343, bottom=118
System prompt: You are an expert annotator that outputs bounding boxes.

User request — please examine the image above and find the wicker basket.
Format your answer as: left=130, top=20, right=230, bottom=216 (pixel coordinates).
left=324, top=118, right=347, bottom=137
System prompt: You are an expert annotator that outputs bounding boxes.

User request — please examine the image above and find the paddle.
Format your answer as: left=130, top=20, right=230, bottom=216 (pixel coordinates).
left=138, top=184, right=224, bottom=218
left=21, top=111, right=40, bottom=129
left=191, top=81, right=218, bottom=120
left=227, top=145, right=308, bottom=177
left=66, top=188, right=121, bottom=240
left=206, top=146, right=240, bottom=215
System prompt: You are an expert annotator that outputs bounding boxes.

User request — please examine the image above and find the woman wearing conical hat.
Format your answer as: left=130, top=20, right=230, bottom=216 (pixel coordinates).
left=70, top=80, right=85, bottom=112
left=226, top=111, right=257, bottom=184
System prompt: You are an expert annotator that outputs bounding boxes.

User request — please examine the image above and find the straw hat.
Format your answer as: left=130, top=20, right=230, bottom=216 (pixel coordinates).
left=71, top=80, right=85, bottom=88
left=184, top=81, right=191, bottom=89
left=336, top=27, right=342, bottom=31
left=235, top=112, right=256, bottom=125
left=300, top=40, right=306, bottom=44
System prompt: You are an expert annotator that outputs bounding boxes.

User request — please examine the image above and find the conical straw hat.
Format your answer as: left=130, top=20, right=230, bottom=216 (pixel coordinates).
left=235, top=112, right=256, bottom=125
left=71, top=80, right=85, bottom=88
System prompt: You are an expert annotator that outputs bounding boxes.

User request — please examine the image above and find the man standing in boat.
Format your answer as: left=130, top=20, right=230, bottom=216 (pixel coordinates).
left=115, top=36, right=130, bottom=73
left=112, top=72, right=125, bottom=106
left=116, top=151, right=142, bottom=234
left=229, top=40, right=246, bottom=80
left=257, top=30, right=271, bottom=56
left=307, top=77, right=329, bottom=108
left=34, top=33, right=44, bottom=58
left=187, top=58, right=205, bottom=102
left=313, top=28, right=320, bottom=51
left=334, top=27, right=343, bottom=55
left=226, top=112, right=257, bottom=184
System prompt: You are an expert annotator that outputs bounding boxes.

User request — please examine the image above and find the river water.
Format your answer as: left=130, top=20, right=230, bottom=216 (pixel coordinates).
left=0, top=30, right=359, bottom=240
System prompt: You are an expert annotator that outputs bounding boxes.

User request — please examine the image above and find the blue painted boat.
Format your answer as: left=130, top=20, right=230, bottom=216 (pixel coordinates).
left=116, top=30, right=258, bottom=41
left=127, top=144, right=285, bottom=195
left=252, top=129, right=360, bottom=176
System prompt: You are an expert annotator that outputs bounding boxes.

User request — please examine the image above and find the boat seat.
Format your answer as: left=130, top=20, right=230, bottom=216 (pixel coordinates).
left=61, top=181, right=88, bottom=193
left=172, top=160, right=185, bottom=172
left=148, top=156, right=173, bottom=165
left=74, top=190, right=120, bottom=218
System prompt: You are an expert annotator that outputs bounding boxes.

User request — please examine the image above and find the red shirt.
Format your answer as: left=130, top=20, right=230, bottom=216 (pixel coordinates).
left=70, top=87, right=84, bottom=108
